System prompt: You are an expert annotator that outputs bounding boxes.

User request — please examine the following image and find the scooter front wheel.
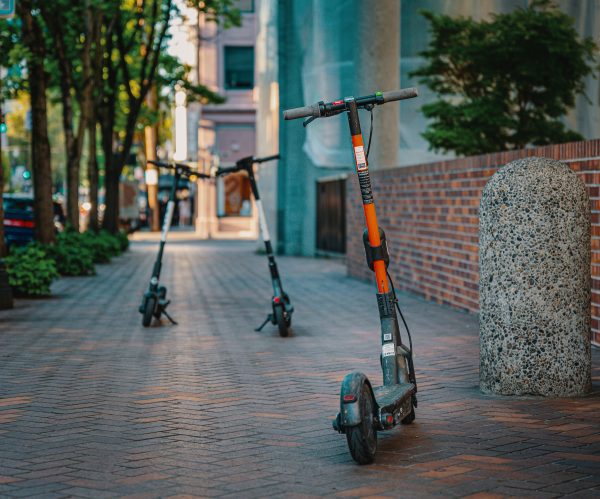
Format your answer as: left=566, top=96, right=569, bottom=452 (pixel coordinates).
left=142, top=296, right=156, bottom=327
left=274, top=305, right=289, bottom=337
left=346, top=383, right=377, bottom=464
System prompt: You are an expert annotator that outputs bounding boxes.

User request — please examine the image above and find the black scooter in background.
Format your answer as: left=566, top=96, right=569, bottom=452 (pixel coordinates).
left=139, top=160, right=210, bottom=327
left=215, top=154, right=294, bottom=337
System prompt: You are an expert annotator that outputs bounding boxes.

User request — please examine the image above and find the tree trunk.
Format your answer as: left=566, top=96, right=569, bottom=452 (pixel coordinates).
left=19, top=1, right=55, bottom=245
left=62, top=92, right=79, bottom=230
left=88, top=117, right=99, bottom=232
left=0, top=97, right=5, bottom=257
left=85, top=2, right=103, bottom=233
left=103, top=98, right=141, bottom=234
left=103, top=164, right=119, bottom=234
left=144, top=86, right=160, bottom=232
left=100, top=107, right=118, bottom=233
left=100, top=90, right=118, bottom=234
left=98, top=23, right=120, bottom=234
left=43, top=6, right=93, bottom=233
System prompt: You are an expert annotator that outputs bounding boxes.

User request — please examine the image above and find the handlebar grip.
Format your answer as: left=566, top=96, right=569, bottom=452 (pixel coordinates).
left=216, top=166, right=239, bottom=175
left=283, top=103, right=321, bottom=120
left=255, top=154, right=280, bottom=163
left=381, top=87, right=418, bottom=103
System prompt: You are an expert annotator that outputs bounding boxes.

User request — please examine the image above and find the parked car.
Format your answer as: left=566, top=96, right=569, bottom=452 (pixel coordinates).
left=3, top=194, right=66, bottom=248
left=3, top=194, right=35, bottom=247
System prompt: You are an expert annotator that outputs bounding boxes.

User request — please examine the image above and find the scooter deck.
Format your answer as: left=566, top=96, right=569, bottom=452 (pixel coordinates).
left=373, top=383, right=414, bottom=414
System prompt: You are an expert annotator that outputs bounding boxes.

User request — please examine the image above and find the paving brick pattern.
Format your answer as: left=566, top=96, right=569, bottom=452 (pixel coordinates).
left=0, top=239, right=599, bottom=498
left=346, top=138, right=600, bottom=344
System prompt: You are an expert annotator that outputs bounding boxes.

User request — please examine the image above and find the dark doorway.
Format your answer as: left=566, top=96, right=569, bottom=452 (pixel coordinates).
left=316, top=177, right=346, bottom=254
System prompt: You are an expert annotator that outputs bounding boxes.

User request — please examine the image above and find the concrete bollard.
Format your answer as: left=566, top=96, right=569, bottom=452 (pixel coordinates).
left=479, top=157, right=591, bottom=396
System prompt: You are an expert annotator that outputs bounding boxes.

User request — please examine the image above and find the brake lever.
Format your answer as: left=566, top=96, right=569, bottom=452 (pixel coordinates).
left=304, top=116, right=320, bottom=127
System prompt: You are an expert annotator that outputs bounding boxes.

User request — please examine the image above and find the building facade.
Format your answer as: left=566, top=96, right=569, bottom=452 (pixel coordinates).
left=255, top=0, right=600, bottom=256
left=171, top=0, right=260, bottom=238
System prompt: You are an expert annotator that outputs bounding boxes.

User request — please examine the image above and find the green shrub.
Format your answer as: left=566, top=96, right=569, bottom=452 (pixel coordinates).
left=115, top=230, right=130, bottom=252
left=5, top=245, right=59, bottom=296
left=81, top=232, right=113, bottom=263
left=99, top=230, right=123, bottom=256
left=46, top=231, right=96, bottom=276
left=81, top=230, right=129, bottom=263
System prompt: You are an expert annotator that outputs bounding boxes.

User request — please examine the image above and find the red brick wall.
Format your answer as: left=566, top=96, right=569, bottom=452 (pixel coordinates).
left=346, top=139, right=600, bottom=345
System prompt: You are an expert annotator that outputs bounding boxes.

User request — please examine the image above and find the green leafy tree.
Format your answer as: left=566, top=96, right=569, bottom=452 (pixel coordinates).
left=99, top=0, right=241, bottom=234
left=40, top=0, right=108, bottom=231
left=411, top=0, right=597, bottom=156
left=2, top=0, right=240, bottom=241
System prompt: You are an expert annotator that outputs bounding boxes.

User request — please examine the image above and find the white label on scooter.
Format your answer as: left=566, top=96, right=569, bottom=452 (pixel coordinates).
left=161, top=200, right=175, bottom=242
left=354, top=146, right=367, bottom=171
left=256, top=199, right=271, bottom=242
left=383, top=333, right=392, bottom=342
left=382, top=343, right=395, bottom=357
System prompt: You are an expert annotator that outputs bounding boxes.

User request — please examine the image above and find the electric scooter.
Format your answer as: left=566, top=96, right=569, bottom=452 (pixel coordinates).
left=215, top=154, right=294, bottom=337
left=284, top=88, right=419, bottom=464
left=139, top=160, right=210, bottom=327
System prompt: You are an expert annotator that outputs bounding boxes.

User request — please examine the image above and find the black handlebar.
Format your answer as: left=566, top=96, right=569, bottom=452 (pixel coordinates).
left=216, top=165, right=238, bottom=175
left=146, top=159, right=210, bottom=179
left=283, top=87, right=418, bottom=121
left=254, top=154, right=280, bottom=164
left=215, top=154, right=280, bottom=176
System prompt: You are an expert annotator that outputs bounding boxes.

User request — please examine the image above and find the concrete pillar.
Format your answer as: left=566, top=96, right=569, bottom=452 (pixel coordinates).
left=357, top=0, right=400, bottom=169
left=255, top=0, right=279, bottom=248
left=479, top=157, right=591, bottom=397
left=144, top=86, right=160, bottom=232
left=195, top=119, right=215, bottom=239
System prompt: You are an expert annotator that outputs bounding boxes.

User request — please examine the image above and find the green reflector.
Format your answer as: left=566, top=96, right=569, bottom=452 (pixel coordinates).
left=375, top=91, right=383, bottom=97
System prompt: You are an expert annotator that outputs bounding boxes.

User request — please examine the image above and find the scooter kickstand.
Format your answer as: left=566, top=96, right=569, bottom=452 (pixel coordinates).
left=255, top=315, right=272, bottom=332
left=162, top=308, right=178, bottom=325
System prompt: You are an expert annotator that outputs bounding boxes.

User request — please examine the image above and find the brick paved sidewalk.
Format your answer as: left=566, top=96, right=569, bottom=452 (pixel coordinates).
left=0, top=238, right=598, bottom=498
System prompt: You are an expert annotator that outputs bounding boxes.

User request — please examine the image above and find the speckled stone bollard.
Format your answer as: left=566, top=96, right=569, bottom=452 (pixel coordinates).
left=479, top=157, right=591, bottom=396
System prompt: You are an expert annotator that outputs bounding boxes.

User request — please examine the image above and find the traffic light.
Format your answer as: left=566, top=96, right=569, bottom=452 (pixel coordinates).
left=0, top=113, right=6, bottom=134
left=22, top=170, right=31, bottom=180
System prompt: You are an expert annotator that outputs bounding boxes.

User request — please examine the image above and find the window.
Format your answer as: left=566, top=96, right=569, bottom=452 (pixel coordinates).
left=236, top=0, right=254, bottom=12
left=217, top=173, right=253, bottom=217
left=224, top=46, right=254, bottom=90
left=215, top=125, right=255, bottom=217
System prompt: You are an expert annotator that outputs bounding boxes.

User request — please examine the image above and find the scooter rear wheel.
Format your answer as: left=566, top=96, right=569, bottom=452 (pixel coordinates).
left=142, top=296, right=156, bottom=327
left=346, top=383, right=377, bottom=464
left=274, top=305, right=289, bottom=337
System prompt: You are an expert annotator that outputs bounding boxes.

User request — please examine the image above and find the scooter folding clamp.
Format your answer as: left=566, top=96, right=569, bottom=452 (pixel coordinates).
left=362, top=227, right=390, bottom=271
